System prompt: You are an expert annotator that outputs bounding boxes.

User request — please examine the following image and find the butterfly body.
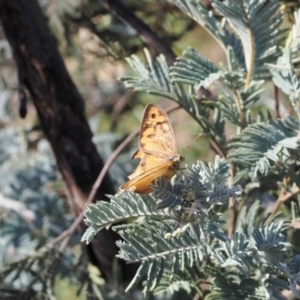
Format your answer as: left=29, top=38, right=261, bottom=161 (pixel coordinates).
left=119, top=104, right=183, bottom=194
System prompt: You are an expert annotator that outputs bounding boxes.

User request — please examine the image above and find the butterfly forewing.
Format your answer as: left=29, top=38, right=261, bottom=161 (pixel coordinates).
left=139, top=104, right=177, bottom=158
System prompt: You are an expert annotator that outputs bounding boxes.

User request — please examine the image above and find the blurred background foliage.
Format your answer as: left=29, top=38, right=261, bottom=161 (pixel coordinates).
left=1, top=0, right=300, bottom=299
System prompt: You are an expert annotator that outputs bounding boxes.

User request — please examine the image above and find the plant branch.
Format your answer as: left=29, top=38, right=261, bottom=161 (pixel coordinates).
left=100, top=0, right=176, bottom=65
left=265, top=186, right=300, bottom=225
left=209, top=136, right=226, bottom=159
left=228, top=164, right=237, bottom=238
left=228, top=88, right=244, bottom=238
left=232, top=89, right=245, bottom=133
left=240, top=2, right=255, bottom=88
left=274, top=84, right=280, bottom=118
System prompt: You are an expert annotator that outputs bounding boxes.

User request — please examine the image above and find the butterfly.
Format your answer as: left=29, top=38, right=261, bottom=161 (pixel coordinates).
left=119, top=103, right=184, bottom=194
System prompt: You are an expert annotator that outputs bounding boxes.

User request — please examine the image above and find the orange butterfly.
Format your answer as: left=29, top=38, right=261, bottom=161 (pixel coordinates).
left=119, top=103, right=184, bottom=194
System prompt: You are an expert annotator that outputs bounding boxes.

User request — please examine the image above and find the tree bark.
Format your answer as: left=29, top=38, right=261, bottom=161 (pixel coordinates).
left=0, top=0, right=126, bottom=281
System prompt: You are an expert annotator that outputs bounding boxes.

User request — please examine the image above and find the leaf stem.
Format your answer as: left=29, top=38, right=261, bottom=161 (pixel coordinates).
left=240, top=0, right=255, bottom=88
left=232, top=89, right=245, bottom=132
left=228, top=88, right=245, bottom=237
left=210, top=136, right=227, bottom=158
left=228, top=164, right=237, bottom=238
left=274, top=84, right=280, bottom=118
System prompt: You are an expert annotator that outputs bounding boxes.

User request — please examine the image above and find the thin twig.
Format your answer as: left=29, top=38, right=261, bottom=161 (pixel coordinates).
left=265, top=186, right=300, bottom=225
left=228, top=76, right=253, bottom=237
left=110, top=90, right=135, bottom=130
left=232, top=89, right=245, bottom=133
left=274, top=84, right=280, bottom=119
left=100, top=0, right=176, bottom=65
left=210, top=136, right=226, bottom=159
left=228, top=164, right=237, bottom=238
left=228, top=88, right=244, bottom=237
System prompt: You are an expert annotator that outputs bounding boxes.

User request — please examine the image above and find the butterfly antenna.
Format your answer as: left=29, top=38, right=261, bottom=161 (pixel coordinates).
left=178, top=133, right=204, bottom=185
left=182, top=133, right=204, bottom=152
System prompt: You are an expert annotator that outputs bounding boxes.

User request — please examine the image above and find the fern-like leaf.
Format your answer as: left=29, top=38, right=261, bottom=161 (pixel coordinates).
left=228, top=117, right=300, bottom=177
left=287, top=254, right=300, bottom=298
left=213, top=0, right=285, bottom=82
left=121, top=48, right=174, bottom=99
left=205, top=78, right=265, bottom=127
left=170, top=47, right=218, bottom=89
left=267, top=8, right=300, bottom=119
left=82, top=193, right=170, bottom=244
left=253, top=221, right=289, bottom=267
left=207, top=269, right=264, bottom=300
left=116, top=221, right=205, bottom=292
left=170, top=0, right=245, bottom=66
left=150, top=177, right=186, bottom=209
left=153, top=265, right=204, bottom=295
left=236, top=200, right=260, bottom=238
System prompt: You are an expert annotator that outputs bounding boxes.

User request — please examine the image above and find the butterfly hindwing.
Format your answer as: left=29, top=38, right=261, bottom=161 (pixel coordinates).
left=121, top=161, right=178, bottom=194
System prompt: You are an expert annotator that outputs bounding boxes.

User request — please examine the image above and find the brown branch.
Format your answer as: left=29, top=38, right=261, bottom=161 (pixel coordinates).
left=227, top=89, right=245, bottom=237
left=110, top=90, right=135, bottom=131
left=228, top=164, right=238, bottom=238
left=100, top=0, right=176, bottom=65
left=98, top=0, right=214, bottom=100
left=209, top=136, right=226, bottom=159
left=274, top=84, right=280, bottom=119
left=265, top=186, right=300, bottom=225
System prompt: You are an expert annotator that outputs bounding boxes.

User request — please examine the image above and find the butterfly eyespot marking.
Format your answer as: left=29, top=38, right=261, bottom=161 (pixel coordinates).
left=147, top=133, right=156, bottom=138
left=151, top=113, right=156, bottom=119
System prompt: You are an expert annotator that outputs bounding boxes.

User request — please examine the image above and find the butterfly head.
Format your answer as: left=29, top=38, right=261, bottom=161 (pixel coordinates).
left=168, top=153, right=184, bottom=161
left=168, top=153, right=184, bottom=170
left=179, top=154, right=185, bottom=162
